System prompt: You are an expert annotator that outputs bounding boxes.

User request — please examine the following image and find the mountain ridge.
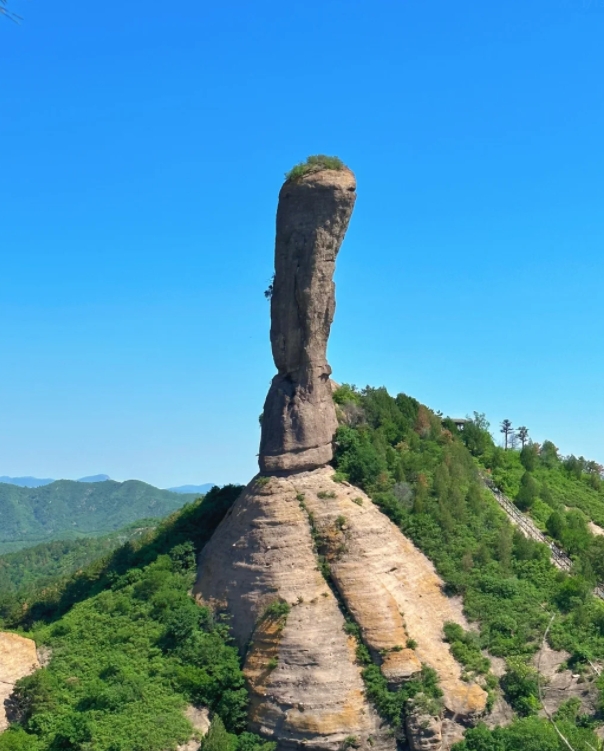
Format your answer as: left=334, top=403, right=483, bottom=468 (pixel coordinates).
left=0, top=479, right=198, bottom=554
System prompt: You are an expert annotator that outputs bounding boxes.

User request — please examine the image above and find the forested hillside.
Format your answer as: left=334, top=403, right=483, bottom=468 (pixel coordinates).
left=0, top=480, right=197, bottom=553
left=0, top=519, right=158, bottom=598
left=468, top=427, right=604, bottom=587
left=1, top=387, right=603, bottom=751
left=331, top=385, right=604, bottom=749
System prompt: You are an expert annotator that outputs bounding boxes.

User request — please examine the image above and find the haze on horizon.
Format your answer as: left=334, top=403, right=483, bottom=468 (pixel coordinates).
left=2, top=0, right=603, bottom=487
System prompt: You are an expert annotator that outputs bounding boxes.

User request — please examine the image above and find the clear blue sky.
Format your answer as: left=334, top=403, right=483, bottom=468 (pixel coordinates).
left=2, top=0, right=603, bottom=487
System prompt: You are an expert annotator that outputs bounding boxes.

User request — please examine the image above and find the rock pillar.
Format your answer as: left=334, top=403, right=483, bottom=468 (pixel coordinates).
left=259, top=167, right=356, bottom=474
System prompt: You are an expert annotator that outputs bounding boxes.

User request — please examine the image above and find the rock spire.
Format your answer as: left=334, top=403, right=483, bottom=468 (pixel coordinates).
left=259, top=165, right=356, bottom=474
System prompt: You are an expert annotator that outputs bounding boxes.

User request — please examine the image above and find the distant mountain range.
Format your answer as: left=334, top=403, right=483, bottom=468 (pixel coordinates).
left=0, top=474, right=110, bottom=488
left=167, top=483, right=215, bottom=495
left=0, top=475, right=214, bottom=492
left=0, top=479, right=200, bottom=554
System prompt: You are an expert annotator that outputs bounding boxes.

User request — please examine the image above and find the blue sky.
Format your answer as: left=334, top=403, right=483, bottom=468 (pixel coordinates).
left=1, top=0, right=603, bottom=487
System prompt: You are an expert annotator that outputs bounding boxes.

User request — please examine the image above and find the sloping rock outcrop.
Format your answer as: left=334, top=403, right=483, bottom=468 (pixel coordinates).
left=195, top=475, right=393, bottom=751
left=259, top=167, right=356, bottom=474
left=0, top=632, right=40, bottom=732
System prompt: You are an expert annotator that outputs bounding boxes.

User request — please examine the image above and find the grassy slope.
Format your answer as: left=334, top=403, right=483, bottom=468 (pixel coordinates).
left=0, top=480, right=197, bottom=553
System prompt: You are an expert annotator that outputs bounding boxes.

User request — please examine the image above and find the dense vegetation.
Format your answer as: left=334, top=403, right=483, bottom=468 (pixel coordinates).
left=332, top=385, right=604, bottom=750
left=3, top=387, right=604, bottom=750
left=0, top=520, right=157, bottom=600
left=285, top=154, right=345, bottom=181
left=0, top=479, right=196, bottom=554
left=474, top=437, right=604, bottom=585
left=0, top=486, right=280, bottom=751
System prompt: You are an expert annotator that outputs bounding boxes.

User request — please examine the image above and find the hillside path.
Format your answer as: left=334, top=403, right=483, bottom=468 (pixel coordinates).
left=480, top=474, right=604, bottom=601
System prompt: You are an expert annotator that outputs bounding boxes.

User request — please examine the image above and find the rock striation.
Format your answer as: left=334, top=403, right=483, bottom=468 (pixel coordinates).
left=259, top=168, right=356, bottom=474
left=195, top=161, right=487, bottom=751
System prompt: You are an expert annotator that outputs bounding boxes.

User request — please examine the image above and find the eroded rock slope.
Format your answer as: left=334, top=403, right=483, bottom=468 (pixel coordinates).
left=196, top=161, right=486, bottom=751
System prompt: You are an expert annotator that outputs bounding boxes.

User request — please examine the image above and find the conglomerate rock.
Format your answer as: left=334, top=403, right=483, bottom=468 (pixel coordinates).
left=259, top=168, right=356, bottom=474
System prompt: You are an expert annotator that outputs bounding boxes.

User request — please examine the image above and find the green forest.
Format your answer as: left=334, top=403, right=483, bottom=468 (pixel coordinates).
left=332, top=385, right=604, bottom=750
left=0, top=480, right=196, bottom=554
left=1, top=387, right=604, bottom=751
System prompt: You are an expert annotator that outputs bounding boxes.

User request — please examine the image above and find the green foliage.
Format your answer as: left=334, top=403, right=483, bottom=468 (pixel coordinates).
left=330, top=384, right=604, bottom=720
left=362, top=663, right=443, bottom=729
left=0, top=479, right=198, bottom=554
left=515, top=471, right=539, bottom=511
left=262, top=599, right=291, bottom=620
left=443, top=622, right=490, bottom=675
left=0, top=520, right=157, bottom=598
left=453, top=716, right=600, bottom=750
left=285, top=155, right=345, bottom=181
left=0, top=727, right=41, bottom=751
left=1, top=485, right=242, bottom=630
left=333, top=384, right=361, bottom=406
left=0, top=485, right=271, bottom=751
left=500, top=659, right=541, bottom=716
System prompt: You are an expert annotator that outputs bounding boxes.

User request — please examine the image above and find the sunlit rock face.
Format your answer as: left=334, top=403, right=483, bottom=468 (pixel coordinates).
left=259, top=168, right=356, bottom=474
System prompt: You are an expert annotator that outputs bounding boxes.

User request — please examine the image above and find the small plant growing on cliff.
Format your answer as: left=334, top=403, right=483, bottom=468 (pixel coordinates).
left=267, top=657, right=278, bottom=671
left=264, top=273, right=274, bottom=300
left=317, top=490, right=336, bottom=500
left=342, top=736, right=361, bottom=749
left=406, top=638, right=418, bottom=650
left=263, top=599, right=291, bottom=620
left=286, top=154, right=345, bottom=181
left=335, top=515, right=347, bottom=530
left=352, top=496, right=363, bottom=506
left=255, top=476, right=271, bottom=487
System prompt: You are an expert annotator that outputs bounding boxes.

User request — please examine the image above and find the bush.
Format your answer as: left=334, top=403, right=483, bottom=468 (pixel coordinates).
left=285, top=155, right=345, bottom=181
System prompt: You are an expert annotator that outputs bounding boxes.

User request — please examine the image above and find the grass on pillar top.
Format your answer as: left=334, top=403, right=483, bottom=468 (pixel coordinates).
left=285, top=154, right=346, bottom=181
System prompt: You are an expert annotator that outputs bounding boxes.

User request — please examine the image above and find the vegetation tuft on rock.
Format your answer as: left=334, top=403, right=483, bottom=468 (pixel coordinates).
left=285, top=154, right=346, bottom=181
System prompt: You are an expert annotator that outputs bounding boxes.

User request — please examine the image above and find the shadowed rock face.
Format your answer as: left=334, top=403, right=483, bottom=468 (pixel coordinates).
left=259, top=168, right=356, bottom=474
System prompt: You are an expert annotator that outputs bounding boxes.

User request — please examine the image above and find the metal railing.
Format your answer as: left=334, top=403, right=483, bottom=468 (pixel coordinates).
left=481, top=474, right=604, bottom=597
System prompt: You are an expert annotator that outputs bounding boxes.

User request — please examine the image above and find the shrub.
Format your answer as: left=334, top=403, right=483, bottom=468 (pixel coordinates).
left=285, top=155, right=345, bottom=181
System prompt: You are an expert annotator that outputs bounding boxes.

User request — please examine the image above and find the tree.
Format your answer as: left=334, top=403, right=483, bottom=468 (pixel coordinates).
left=516, top=471, right=538, bottom=511
left=519, top=444, right=538, bottom=472
left=0, top=0, right=21, bottom=22
left=516, top=426, right=529, bottom=448
left=500, top=419, right=513, bottom=451
left=539, top=440, right=559, bottom=468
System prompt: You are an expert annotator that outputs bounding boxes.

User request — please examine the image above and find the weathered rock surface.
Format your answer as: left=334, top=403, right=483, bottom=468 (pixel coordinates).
left=259, top=168, right=356, bottom=474
left=177, top=706, right=211, bottom=751
left=195, top=163, right=486, bottom=751
left=194, top=470, right=486, bottom=750
left=283, top=469, right=487, bottom=719
left=194, top=476, right=393, bottom=751
left=0, top=632, right=40, bottom=732
left=405, top=706, right=442, bottom=751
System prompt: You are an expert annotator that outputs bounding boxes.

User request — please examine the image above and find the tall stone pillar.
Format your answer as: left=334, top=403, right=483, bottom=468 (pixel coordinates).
left=259, top=167, right=356, bottom=474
